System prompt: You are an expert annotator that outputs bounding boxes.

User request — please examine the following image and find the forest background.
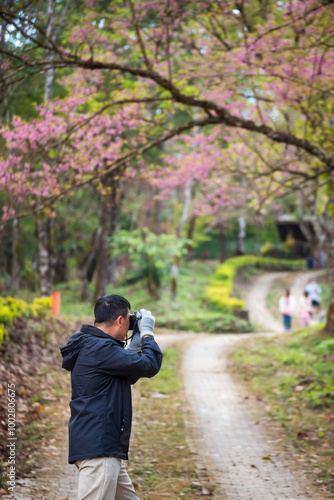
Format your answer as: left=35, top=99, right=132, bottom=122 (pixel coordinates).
left=0, top=0, right=334, bottom=333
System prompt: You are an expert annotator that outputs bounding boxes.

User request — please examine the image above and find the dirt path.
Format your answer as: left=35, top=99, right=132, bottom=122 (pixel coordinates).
left=183, top=333, right=327, bottom=499
left=182, top=271, right=329, bottom=499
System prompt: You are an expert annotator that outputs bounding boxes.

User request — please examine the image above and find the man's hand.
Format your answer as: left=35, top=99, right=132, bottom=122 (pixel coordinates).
left=127, top=322, right=141, bottom=353
left=138, top=309, right=155, bottom=338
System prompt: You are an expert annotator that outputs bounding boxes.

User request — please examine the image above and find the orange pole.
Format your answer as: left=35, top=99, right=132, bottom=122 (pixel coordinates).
left=51, top=291, right=61, bottom=314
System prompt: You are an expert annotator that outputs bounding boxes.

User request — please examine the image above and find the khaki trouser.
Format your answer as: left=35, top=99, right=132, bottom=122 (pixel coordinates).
left=75, top=457, right=140, bottom=500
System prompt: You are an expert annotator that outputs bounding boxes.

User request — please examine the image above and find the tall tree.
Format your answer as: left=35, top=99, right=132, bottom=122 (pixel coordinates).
left=1, top=0, right=334, bottom=328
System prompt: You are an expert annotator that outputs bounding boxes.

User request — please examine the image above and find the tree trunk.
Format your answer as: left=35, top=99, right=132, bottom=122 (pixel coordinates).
left=35, top=0, right=57, bottom=297
left=0, top=0, right=15, bottom=125
left=37, top=212, right=52, bottom=296
left=153, top=187, right=162, bottom=235
left=108, top=256, right=118, bottom=285
left=177, top=179, right=192, bottom=238
left=170, top=264, right=179, bottom=301
left=108, top=220, right=120, bottom=284
left=147, top=270, right=159, bottom=300
left=238, top=212, right=246, bottom=255
left=217, top=221, right=227, bottom=262
left=323, top=242, right=334, bottom=335
left=93, top=174, right=122, bottom=303
left=79, top=227, right=102, bottom=301
left=44, top=0, right=56, bottom=101
left=324, top=294, right=334, bottom=336
left=185, top=214, right=197, bottom=261
left=11, top=218, right=21, bottom=291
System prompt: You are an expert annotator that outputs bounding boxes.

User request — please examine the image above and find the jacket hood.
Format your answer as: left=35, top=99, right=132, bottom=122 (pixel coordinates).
left=60, top=330, right=87, bottom=372
left=60, top=324, right=125, bottom=372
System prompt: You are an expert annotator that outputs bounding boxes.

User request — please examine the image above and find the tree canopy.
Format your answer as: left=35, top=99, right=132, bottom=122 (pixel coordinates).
left=1, top=1, right=333, bottom=221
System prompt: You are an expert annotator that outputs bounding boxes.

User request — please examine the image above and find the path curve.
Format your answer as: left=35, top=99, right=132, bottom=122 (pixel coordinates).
left=247, top=270, right=323, bottom=333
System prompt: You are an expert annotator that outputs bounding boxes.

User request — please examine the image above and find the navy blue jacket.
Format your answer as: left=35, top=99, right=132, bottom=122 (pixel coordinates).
left=60, top=324, right=162, bottom=464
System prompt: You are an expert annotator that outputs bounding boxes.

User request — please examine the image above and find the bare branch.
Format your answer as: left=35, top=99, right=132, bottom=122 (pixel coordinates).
left=128, top=0, right=153, bottom=71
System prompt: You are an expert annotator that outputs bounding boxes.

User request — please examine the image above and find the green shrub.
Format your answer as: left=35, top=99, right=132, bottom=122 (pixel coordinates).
left=207, top=255, right=306, bottom=311
left=261, top=239, right=310, bottom=259
left=0, top=304, right=15, bottom=324
left=0, top=296, right=52, bottom=345
left=0, top=323, right=8, bottom=344
left=32, top=297, right=52, bottom=317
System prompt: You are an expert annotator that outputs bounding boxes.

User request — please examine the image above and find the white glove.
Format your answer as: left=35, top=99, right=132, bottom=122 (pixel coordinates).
left=138, top=309, right=155, bottom=338
left=127, top=327, right=141, bottom=352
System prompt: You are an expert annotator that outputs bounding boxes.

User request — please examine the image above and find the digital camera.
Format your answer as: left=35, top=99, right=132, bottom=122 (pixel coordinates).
left=129, top=311, right=142, bottom=330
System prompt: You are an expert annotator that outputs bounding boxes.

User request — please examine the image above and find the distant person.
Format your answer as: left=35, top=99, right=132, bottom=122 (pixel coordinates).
left=299, top=291, right=312, bottom=327
left=305, top=277, right=322, bottom=315
left=279, top=288, right=295, bottom=332
left=306, top=255, right=314, bottom=270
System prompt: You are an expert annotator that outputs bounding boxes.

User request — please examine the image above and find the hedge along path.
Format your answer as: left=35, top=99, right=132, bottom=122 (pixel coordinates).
left=206, top=256, right=305, bottom=312
left=182, top=271, right=331, bottom=500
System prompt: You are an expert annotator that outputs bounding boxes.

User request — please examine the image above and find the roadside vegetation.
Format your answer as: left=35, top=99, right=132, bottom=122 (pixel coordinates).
left=6, top=260, right=253, bottom=334
left=0, top=315, right=76, bottom=491
left=230, top=327, right=334, bottom=495
left=5, top=256, right=309, bottom=336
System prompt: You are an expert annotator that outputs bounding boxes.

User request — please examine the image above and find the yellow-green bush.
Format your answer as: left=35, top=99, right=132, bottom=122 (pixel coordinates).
left=31, top=297, right=52, bottom=317
left=207, top=255, right=305, bottom=311
left=0, top=296, right=52, bottom=345
left=260, top=241, right=272, bottom=255
left=0, top=323, right=8, bottom=344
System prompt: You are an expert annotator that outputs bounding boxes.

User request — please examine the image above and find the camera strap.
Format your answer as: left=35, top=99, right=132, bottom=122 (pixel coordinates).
left=125, top=320, right=139, bottom=346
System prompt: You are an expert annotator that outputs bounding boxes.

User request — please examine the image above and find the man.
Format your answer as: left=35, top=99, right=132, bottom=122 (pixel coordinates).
left=60, top=294, right=162, bottom=500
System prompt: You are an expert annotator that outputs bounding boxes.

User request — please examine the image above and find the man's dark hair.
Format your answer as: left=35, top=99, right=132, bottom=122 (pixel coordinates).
left=94, top=294, right=131, bottom=326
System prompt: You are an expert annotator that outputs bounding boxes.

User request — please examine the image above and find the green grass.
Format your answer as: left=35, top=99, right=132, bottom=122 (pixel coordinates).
left=230, top=328, right=334, bottom=493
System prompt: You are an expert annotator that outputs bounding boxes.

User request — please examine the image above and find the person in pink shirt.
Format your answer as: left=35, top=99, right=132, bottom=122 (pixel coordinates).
left=278, top=289, right=296, bottom=332
left=299, top=291, right=312, bottom=327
